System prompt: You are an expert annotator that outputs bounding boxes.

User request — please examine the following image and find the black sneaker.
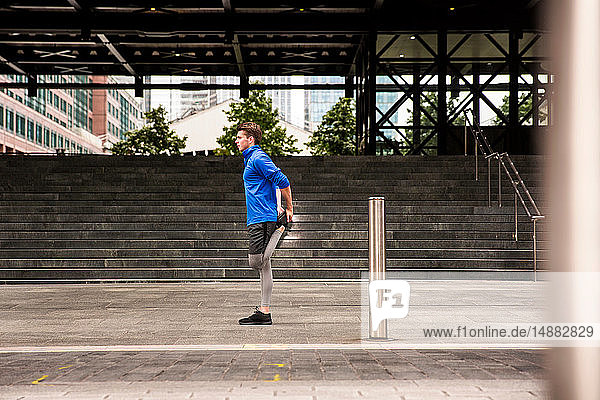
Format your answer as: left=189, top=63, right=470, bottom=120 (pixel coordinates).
left=239, top=307, right=272, bottom=325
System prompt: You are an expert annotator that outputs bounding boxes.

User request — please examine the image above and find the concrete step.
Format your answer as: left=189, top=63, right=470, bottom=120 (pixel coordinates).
left=0, top=199, right=548, bottom=210
left=0, top=238, right=547, bottom=250
left=0, top=154, right=549, bottom=280
left=0, top=267, right=363, bottom=281
left=0, top=153, right=545, bottom=164
left=0, top=229, right=549, bottom=241
left=0, top=213, right=542, bottom=224
left=0, top=221, right=549, bottom=233
left=0, top=204, right=545, bottom=216
left=0, top=185, right=545, bottom=198
left=0, top=193, right=547, bottom=205
left=0, top=257, right=548, bottom=269
left=0, top=248, right=548, bottom=259
left=0, top=265, right=548, bottom=281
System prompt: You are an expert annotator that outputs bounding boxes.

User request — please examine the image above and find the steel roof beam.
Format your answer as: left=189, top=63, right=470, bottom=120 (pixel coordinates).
left=373, top=0, right=385, bottom=11
left=222, top=0, right=248, bottom=97
left=66, top=0, right=84, bottom=12
left=0, top=11, right=541, bottom=33
left=0, top=52, right=28, bottom=75
left=97, top=33, right=137, bottom=77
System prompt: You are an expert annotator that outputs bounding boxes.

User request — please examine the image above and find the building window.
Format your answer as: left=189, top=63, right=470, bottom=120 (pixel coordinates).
left=6, top=109, right=14, bottom=132
left=54, top=93, right=59, bottom=108
left=27, top=119, right=35, bottom=142
left=15, top=113, right=25, bottom=137
left=51, top=130, right=57, bottom=148
left=0, top=105, right=3, bottom=129
left=77, top=144, right=82, bottom=153
left=65, top=138, right=70, bottom=150
left=44, top=127, right=50, bottom=148
left=58, top=134, right=63, bottom=148
left=35, top=123, right=43, bottom=145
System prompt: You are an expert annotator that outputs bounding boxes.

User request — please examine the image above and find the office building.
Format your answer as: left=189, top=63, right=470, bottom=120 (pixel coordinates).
left=0, top=74, right=103, bottom=154
left=91, top=76, right=145, bottom=150
left=304, top=76, right=401, bottom=134
left=144, top=76, right=217, bottom=121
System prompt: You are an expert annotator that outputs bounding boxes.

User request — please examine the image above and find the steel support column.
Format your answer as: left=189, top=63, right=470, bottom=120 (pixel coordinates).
left=367, top=31, right=377, bottom=155
left=532, top=64, right=539, bottom=127
left=472, top=63, right=481, bottom=127
left=345, top=75, right=354, bottom=99
left=437, top=30, right=448, bottom=155
left=356, top=43, right=365, bottom=154
left=413, top=64, right=421, bottom=149
left=508, top=30, right=520, bottom=152
left=134, top=76, right=143, bottom=98
left=27, top=75, right=37, bottom=98
left=240, top=76, right=249, bottom=99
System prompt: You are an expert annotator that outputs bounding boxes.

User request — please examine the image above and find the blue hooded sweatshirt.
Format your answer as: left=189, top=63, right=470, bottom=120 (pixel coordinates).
left=242, top=145, right=290, bottom=226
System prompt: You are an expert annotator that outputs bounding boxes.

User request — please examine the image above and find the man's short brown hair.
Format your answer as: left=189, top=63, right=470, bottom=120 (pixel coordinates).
left=237, top=122, right=262, bottom=144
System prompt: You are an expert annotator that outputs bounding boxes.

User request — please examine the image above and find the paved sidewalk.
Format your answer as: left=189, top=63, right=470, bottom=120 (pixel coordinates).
left=0, top=281, right=547, bottom=346
left=1, top=380, right=548, bottom=400
left=0, top=282, right=550, bottom=399
left=0, top=350, right=548, bottom=399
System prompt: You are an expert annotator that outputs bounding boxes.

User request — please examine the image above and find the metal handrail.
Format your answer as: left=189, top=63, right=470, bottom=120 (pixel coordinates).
left=462, top=109, right=545, bottom=281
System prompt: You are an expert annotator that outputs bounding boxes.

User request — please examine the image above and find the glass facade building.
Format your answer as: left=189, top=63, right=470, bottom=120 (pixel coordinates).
left=304, top=76, right=401, bottom=134
left=0, top=74, right=102, bottom=154
left=91, top=76, right=145, bottom=150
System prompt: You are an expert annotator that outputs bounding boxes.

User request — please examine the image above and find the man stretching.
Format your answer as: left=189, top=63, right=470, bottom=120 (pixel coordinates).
left=235, top=122, right=293, bottom=325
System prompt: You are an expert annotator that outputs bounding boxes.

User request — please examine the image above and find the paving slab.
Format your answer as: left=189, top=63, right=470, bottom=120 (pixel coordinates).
left=0, top=283, right=551, bottom=399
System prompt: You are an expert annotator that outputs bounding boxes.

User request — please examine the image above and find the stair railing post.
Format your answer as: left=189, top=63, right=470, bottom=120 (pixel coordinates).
left=487, top=157, right=491, bottom=207
left=464, top=124, right=468, bottom=156
left=533, top=218, right=537, bottom=282
left=368, top=196, right=387, bottom=339
left=498, top=155, right=502, bottom=207
left=475, top=133, right=479, bottom=181
left=514, top=192, right=518, bottom=241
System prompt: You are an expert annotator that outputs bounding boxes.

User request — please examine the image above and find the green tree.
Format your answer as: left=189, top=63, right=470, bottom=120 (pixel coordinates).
left=307, top=97, right=356, bottom=156
left=216, top=85, right=300, bottom=156
left=492, top=93, right=547, bottom=126
left=404, top=93, right=465, bottom=154
left=110, top=106, right=186, bottom=155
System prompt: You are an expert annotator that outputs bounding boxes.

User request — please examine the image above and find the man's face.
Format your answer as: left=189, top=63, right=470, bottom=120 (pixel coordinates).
left=235, top=130, right=254, bottom=152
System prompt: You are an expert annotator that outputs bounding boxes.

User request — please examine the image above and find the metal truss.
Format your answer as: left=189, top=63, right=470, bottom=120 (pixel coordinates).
left=354, top=30, right=552, bottom=155
left=0, top=2, right=550, bottom=156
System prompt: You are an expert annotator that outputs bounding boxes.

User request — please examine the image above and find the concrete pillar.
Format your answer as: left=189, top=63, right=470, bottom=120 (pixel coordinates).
left=550, top=0, right=600, bottom=399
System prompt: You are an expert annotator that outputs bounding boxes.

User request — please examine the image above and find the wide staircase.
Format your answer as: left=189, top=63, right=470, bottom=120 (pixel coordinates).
left=0, top=155, right=547, bottom=282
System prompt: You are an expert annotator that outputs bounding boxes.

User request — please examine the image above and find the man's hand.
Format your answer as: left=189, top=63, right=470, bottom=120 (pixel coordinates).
left=280, top=186, right=293, bottom=223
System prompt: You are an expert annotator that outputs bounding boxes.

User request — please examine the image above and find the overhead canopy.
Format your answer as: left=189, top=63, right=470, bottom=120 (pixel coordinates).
left=0, top=1, right=546, bottom=77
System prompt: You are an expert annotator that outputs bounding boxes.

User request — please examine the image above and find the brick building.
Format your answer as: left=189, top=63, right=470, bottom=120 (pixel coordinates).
left=91, top=76, right=144, bottom=151
left=0, top=74, right=102, bottom=154
left=0, top=75, right=144, bottom=154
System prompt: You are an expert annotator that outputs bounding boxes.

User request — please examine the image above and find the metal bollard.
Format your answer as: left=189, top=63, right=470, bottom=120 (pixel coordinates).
left=368, top=196, right=387, bottom=339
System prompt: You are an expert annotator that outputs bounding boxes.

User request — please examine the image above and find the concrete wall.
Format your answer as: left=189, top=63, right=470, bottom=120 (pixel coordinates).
left=170, top=100, right=312, bottom=155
